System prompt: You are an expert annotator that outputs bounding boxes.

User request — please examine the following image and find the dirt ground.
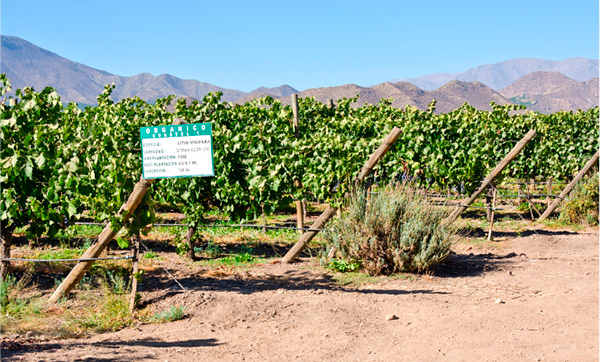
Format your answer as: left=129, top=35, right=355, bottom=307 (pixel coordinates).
left=2, top=228, right=598, bottom=362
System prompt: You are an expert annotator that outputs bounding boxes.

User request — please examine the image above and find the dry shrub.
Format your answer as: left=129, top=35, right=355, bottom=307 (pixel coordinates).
left=324, top=183, right=454, bottom=275
left=559, top=172, right=599, bottom=226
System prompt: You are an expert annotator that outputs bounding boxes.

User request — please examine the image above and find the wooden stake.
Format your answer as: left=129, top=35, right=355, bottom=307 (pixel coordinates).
left=302, top=200, right=308, bottom=220
left=296, top=200, right=305, bottom=234
left=185, top=226, right=197, bottom=259
left=485, top=186, right=493, bottom=221
left=281, top=205, right=336, bottom=263
left=129, top=233, right=140, bottom=313
left=487, top=185, right=497, bottom=241
left=539, top=150, right=600, bottom=221
left=355, top=127, right=402, bottom=184
left=48, top=118, right=187, bottom=304
left=546, top=178, right=552, bottom=205
left=525, top=178, right=543, bottom=218
left=129, top=206, right=142, bottom=313
left=527, top=179, right=535, bottom=219
left=446, top=129, right=536, bottom=224
left=291, top=94, right=304, bottom=233
left=283, top=126, right=403, bottom=263
left=327, top=99, right=334, bottom=108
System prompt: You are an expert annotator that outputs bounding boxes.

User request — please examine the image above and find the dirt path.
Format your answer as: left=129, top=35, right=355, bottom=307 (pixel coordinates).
left=2, top=229, right=598, bottom=361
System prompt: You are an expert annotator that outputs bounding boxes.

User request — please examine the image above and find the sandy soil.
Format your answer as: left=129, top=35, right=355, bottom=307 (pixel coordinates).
left=2, top=228, right=598, bottom=362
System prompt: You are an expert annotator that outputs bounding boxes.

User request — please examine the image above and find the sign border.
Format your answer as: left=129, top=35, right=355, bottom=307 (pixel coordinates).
left=140, top=122, right=214, bottom=179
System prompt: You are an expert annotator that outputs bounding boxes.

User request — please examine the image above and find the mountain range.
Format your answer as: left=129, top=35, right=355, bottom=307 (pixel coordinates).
left=395, top=57, right=599, bottom=91
left=1, top=35, right=598, bottom=113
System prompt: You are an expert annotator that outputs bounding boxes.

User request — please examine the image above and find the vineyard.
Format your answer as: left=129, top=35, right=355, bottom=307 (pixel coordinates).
left=1, top=74, right=598, bottom=267
left=1, top=75, right=599, bottom=360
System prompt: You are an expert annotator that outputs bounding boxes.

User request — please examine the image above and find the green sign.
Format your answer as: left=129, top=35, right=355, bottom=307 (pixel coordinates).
left=140, top=123, right=214, bottom=179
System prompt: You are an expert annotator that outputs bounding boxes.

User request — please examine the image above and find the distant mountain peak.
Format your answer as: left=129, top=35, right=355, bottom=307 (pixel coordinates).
left=249, top=84, right=298, bottom=98
left=394, top=57, right=599, bottom=91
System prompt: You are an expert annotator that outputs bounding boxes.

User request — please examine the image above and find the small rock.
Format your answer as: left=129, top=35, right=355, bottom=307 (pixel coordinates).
left=386, top=314, right=398, bottom=321
left=494, top=298, right=505, bottom=304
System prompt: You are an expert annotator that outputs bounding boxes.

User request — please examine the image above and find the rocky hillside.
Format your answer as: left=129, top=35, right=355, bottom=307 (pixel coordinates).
left=500, top=71, right=599, bottom=113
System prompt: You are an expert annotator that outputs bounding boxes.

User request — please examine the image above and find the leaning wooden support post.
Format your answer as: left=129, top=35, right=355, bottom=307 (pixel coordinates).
left=49, top=118, right=187, bottom=304
left=281, top=205, right=336, bottom=263
left=355, top=127, right=402, bottom=184
left=282, top=126, right=402, bottom=263
left=538, top=149, right=599, bottom=221
left=446, top=129, right=537, bottom=224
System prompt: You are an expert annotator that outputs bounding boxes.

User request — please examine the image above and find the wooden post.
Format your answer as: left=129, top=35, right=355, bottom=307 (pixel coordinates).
left=487, top=185, right=497, bottom=241
left=292, top=94, right=304, bottom=233
left=327, top=99, right=334, bottom=108
left=129, top=233, right=140, bottom=313
left=446, top=129, right=536, bottom=224
left=485, top=186, right=493, bottom=221
left=281, top=206, right=336, bottom=263
left=302, top=200, right=308, bottom=220
left=525, top=178, right=543, bottom=218
left=129, top=206, right=142, bottom=312
left=527, top=179, right=535, bottom=219
left=517, top=183, right=522, bottom=206
left=355, top=127, right=402, bottom=184
left=48, top=118, right=187, bottom=304
left=538, top=150, right=599, bottom=221
left=296, top=201, right=305, bottom=234
left=185, top=226, right=197, bottom=259
left=283, top=126, right=403, bottom=263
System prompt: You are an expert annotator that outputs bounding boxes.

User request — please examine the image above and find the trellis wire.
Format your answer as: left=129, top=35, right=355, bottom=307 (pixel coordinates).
left=75, top=222, right=323, bottom=232
left=0, top=255, right=133, bottom=262
left=139, top=241, right=187, bottom=292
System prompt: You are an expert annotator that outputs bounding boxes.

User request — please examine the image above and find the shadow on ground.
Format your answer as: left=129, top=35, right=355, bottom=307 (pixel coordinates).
left=458, top=227, right=580, bottom=239
left=1, top=337, right=221, bottom=361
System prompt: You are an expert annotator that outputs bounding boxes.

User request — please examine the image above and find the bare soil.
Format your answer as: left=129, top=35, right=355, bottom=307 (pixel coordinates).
left=2, top=228, right=598, bottom=361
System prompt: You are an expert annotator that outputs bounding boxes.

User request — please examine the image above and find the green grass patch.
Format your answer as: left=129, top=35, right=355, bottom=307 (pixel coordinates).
left=331, top=272, right=381, bottom=287
left=0, top=271, right=139, bottom=338
left=150, top=305, right=186, bottom=323
left=324, top=258, right=361, bottom=273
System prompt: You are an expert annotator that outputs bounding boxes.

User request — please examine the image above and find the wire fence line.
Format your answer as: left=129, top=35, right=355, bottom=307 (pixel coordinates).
left=139, top=241, right=187, bottom=292
left=0, top=255, right=133, bottom=262
left=74, top=221, right=324, bottom=232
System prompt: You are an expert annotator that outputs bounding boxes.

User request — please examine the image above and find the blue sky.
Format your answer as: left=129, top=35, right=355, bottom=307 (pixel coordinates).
left=2, top=0, right=598, bottom=92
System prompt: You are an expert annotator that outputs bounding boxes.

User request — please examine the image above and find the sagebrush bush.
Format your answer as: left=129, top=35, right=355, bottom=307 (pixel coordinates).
left=559, top=172, right=599, bottom=226
left=323, top=183, right=454, bottom=275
